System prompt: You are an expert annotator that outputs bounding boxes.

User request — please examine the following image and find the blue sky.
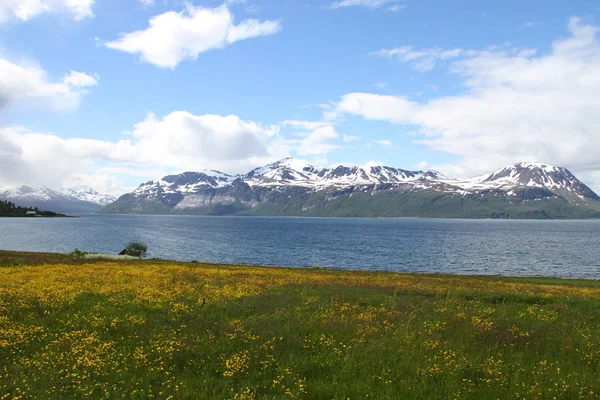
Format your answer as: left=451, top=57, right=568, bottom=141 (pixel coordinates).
left=1, top=0, right=599, bottom=194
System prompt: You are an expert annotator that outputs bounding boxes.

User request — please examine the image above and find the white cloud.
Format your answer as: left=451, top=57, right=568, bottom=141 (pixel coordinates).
left=387, top=5, right=406, bottom=12
left=330, top=0, right=401, bottom=9
left=129, top=111, right=280, bottom=169
left=373, top=46, right=469, bottom=71
left=374, top=139, right=392, bottom=146
left=0, top=57, right=97, bottom=111
left=0, top=110, right=348, bottom=192
left=62, top=70, right=98, bottom=88
left=282, top=120, right=341, bottom=155
left=282, top=120, right=329, bottom=130
left=332, top=17, right=600, bottom=188
left=335, top=92, right=416, bottom=123
left=416, top=161, right=430, bottom=170
left=137, top=0, right=155, bottom=7
left=62, top=174, right=131, bottom=197
left=0, top=112, right=289, bottom=192
left=295, top=125, right=339, bottom=155
left=342, top=134, right=360, bottom=143
left=0, top=0, right=94, bottom=24
left=105, top=4, right=281, bottom=69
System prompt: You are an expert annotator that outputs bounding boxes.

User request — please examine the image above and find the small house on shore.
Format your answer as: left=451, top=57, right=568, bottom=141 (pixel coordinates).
left=25, top=211, right=37, bottom=216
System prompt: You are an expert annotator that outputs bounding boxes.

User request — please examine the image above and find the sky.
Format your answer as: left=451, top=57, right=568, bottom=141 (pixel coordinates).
left=1, top=0, right=599, bottom=195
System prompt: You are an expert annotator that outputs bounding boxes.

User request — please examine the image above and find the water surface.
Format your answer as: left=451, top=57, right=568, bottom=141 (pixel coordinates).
left=1, top=215, right=599, bottom=279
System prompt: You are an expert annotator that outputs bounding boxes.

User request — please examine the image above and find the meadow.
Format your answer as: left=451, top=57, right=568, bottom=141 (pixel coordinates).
left=0, top=251, right=599, bottom=399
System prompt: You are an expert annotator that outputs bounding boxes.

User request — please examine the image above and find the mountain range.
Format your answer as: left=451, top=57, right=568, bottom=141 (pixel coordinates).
left=100, top=158, right=600, bottom=219
left=0, top=186, right=117, bottom=214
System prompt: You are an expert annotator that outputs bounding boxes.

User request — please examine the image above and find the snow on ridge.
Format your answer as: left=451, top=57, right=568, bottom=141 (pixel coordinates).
left=0, top=185, right=117, bottom=206
left=516, top=162, right=561, bottom=173
left=131, top=158, right=595, bottom=200
left=443, top=162, right=580, bottom=193
left=0, top=186, right=59, bottom=201
left=244, top=161, right=450, bottom=189
left=60, top=187, right=116, bottom=205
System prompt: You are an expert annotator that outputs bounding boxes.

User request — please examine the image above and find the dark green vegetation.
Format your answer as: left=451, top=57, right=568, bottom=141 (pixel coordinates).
left=102, top=188, right=600, bottom=219
left=124, top=242, right=148, bottom=258
left=0, top=200, right=66, bottom=217
left=1, top=250, right=599, bottom=399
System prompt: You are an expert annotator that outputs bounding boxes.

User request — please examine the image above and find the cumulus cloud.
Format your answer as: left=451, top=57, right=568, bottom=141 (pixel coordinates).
left=0, top=110, right=347, bottom=192
left=128, top=111, right=280, bottom=169
left=0, top=112, right=289, bottom=191
left=330, top=0, right=402, bottom=9
left=0, top=0, right=94, bottom=24
left=105, top=4, right=281, bottom=69
left=282, top=120, right=341, bottom=156
left=295, top=125, right=340, bottom=155
left=332, top=17, right=600, bottom=187
left=62, top=70, right=98, bottom=88
left=0, top=57, right=97, bottom=111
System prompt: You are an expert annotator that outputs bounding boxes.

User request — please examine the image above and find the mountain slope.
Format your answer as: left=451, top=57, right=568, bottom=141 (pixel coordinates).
left=100, top=159, right=600, bottom=219
left=60, top=187, right=117, bottom=206
left=0, top=186, right=117, bottom=214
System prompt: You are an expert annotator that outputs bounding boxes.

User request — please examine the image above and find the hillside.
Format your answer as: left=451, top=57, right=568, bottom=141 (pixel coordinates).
left=0, top=186, right=116, bottom=214
left=0, top=200, right=66, bottom=217
left=101, top=159, right=600, bottom=219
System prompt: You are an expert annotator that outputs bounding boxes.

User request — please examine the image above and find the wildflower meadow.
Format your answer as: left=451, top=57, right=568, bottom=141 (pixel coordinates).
left=0, top=251, right=599, bottom=399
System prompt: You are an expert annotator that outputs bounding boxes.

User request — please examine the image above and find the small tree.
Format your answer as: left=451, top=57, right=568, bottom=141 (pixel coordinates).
left=125, top=242, right=148, bottom=258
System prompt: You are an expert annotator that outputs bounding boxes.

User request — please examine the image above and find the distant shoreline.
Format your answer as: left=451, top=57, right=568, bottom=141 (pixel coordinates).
left=0, top=215, right=77, bottom=218
left=94, top=212, right=600, bottom=221
left=1, top=249, right=598, bottom=283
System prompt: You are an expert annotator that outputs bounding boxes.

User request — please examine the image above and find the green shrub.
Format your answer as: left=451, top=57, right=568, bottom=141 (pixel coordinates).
left=69, top=248, right=87, bottom=258
left=124, top=242, right=148, bottom=258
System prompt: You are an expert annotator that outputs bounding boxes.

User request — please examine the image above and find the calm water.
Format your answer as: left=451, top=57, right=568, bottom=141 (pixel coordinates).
left=1, top=215, right=599, bottom=279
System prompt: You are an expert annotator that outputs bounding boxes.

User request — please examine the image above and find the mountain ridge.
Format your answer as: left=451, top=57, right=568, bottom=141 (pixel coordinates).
left=0, top=185, right=117, bottom=214
left=101, top=158, right=600, bottom=219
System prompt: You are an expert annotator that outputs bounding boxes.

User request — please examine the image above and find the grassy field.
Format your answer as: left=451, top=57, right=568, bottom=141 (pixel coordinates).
left=1, top=251, right=599, bottom=399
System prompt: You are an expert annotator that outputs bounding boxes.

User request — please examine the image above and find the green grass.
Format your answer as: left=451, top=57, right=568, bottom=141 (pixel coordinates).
left=0, top=251, right=599, bottom=399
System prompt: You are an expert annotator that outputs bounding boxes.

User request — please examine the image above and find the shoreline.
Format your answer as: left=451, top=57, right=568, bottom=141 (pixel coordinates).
left=0, top=215, right=77, bottom=218
left=1, top=249, right=598, bottom=285
left=96, top=212, right=600, bottom=221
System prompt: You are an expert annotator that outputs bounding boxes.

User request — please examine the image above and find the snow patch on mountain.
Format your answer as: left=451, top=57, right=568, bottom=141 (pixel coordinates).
left=242, top=157, right=447, bottom=188
left=0, top=185, right=117, bottom=206
left=60, top=187, right=117, bottom=205
left=0, top=186, right=58, bottom=201
left=122, top=158, right=599, bottom=206
left=445, top=162, right=595, bottom=199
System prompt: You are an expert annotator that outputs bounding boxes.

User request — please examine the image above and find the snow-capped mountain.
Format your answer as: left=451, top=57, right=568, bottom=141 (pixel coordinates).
left=102, top=158, right=600, bottom=219
left=60, top=187, right=117, bottom=206
left=450, top=162, right=600, bottom=202
left=134, top=171, right=236, bottom=196
left=244, top=158, right=433, bottom=188
left=0, top=185, right=117, bottom=213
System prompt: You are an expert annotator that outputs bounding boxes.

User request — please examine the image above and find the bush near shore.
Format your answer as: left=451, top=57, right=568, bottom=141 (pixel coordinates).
left=0, top=251, right=599, bottom=399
